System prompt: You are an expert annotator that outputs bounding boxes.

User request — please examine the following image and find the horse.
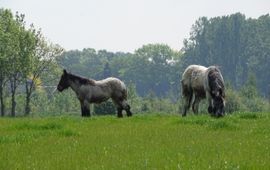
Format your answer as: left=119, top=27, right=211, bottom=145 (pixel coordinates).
left=57, top=69, right=132, bottom=117
left=181, top=65, right=225, bottom=117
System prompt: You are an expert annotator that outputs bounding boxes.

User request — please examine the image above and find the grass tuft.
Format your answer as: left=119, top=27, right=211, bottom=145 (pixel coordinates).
left=13, top=122, right=63, bottom=131
left=58, top=129, right=80, bottom=137
left=208, top=120, right=236, bottom=130
left=238, top=112, right=262, bottom=119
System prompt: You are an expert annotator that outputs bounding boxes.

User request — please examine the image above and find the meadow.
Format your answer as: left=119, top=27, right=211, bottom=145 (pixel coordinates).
left=0, top=112, right=269, bottom=170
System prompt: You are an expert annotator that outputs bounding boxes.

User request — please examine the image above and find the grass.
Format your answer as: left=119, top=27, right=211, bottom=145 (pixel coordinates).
left=0, top=112, right=269, bottom=169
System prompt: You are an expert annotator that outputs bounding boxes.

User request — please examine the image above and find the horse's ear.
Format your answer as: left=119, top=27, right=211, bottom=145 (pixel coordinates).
left=63, top=69, right=67, bottom=75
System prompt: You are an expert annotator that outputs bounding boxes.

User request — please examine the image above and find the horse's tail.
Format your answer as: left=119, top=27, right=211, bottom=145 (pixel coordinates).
left=123, top=87, right=128, bottom=100
left=120, top=81, right=128, bottom=100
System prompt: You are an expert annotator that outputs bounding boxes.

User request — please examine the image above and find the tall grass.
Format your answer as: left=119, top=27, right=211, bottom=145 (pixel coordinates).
left=0, top=113, right=269, bottom=169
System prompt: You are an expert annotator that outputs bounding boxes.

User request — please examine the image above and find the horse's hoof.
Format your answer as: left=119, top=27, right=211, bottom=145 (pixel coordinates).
left=117, top=115, right=123, bottom=118
left=208, top=106, right=213, bottom=113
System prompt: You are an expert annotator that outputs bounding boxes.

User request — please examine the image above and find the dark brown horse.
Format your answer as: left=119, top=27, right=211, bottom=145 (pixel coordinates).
left=181, top=65, right=225, bottom=117
left=57, top=70, right=132, bottom=117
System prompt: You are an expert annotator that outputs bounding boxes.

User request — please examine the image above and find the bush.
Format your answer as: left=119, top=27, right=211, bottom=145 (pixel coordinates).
left=239, top=75, right=269, bottom=112
left=225, top=87, right=246, bottom=113
left=94, top=101, right=116, bottom=115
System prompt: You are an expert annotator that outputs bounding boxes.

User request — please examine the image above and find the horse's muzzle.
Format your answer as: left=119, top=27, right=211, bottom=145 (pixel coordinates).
left=57, top=85, right=63, bottom=92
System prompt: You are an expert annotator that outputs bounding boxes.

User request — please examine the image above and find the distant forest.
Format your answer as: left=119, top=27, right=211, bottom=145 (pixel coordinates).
left=58, top=13, right=270, bottom=98
left=1, top=9, right=270, bottom=116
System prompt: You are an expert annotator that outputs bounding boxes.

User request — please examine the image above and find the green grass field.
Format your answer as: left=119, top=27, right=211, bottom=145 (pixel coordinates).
left=0, top=112, right=270, bottom=169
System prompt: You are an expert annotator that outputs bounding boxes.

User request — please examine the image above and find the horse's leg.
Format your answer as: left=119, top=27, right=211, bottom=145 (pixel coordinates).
left=192, top=95, right=200, bottom=114
left=115, top=102, right=123, bottom=118
left=80, top=106, right=85, bottom=117
left=182, top=98, right=188, bottom=117
left=182, top=82, right=192, bottom=117
left=117, top=107, right=123, bottom=118
left=112, top=98, right=124, bottom=118
left=80, top=100, right=90, bottom=117
left=206, top=92, right=214, bottom=116
left=126, top=104, right=132, bottom=117
left=113, top=98, right=131, bottom=117
left=122, top=100, right=132, bottom=117
left=182, top=90, right=193, bottom=117
left=80, top=100, right=85, bottom=116
left=192, top=94, right=196, bottom=114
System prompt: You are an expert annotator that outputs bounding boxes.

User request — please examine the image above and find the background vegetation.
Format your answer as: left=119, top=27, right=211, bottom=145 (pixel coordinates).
left=0, top=9, right=270, bottom=117
left=1, top=8, right=270, bottom=170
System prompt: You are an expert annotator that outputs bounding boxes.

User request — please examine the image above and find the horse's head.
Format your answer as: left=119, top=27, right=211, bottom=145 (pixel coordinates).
left=212, top=87, right=225, bottom=117
left=207, top=67, right=226, bottom=117
left=57, top=69, right=70, bottom=92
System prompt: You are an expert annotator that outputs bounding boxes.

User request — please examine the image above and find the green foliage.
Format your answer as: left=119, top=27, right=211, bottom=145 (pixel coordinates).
left=238, top=112, right=262, bottom=119
left=127, top=84, right=141, bottom=113
left=0, top=8, right=62, bottom=116
left=0, top=113, right=270, bottom=169
left=94, top=101, right=116, bottom=115
left=29, top=90, right=80, bottom=116
left=1, top=9, right=270, bottom=116
left=224, top=87, right=245, bottom=113
left=239, top=74, right=268, bottom=112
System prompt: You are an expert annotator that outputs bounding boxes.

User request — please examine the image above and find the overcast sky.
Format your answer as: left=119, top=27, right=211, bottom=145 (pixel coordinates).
left=2, top=0, right=270, bottom=52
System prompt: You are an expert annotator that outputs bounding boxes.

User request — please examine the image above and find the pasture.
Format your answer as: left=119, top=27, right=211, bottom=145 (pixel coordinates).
left=0, top=113, right=269, bottom=169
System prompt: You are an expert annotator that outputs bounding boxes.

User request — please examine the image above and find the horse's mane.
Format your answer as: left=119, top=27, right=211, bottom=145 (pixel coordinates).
left=207, top=66, right=225, bottom=96
left=68, top=73, right=96, bottom=86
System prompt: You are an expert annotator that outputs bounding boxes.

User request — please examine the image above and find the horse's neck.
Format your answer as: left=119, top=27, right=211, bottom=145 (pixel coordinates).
left=69, top=80, right=81, bottom=94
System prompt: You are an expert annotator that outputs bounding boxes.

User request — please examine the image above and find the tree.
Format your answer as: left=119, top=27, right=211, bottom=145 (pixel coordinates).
left=7, top=12, right=37, bottom=116
left=0, top=9, right=15, bottom=116
left=24, top=32, right=63, bottom=115
left=102, top=62, right=112, bottom=78
left=134, top=44, right=178, bottom=96
left=0, top=9, right=62, bottom=116
left=0, top=9, right=31, bottom=116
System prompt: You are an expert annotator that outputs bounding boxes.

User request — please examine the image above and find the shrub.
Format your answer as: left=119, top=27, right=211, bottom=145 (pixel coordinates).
left=225, top=87, right=246, bottom=113
left=94, top=101, right=116, bottom=115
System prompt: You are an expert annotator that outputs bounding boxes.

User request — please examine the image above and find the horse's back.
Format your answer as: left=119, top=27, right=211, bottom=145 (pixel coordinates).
left=96, top=77, right=127, bottom=99
left=181, top=65, right=208, bottom=98
left=181, top=65, right=207, bottom=87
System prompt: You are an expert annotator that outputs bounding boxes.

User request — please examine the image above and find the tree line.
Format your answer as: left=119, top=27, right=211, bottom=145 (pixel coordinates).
left=0, top=9, right=63, bottom=116
left=0, top=9, right=269, bottom=116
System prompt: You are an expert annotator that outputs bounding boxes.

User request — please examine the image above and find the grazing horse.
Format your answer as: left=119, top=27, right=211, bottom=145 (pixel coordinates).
left=181, top=65, right=225, bottom=117
left=57, top=69, right=132, bottom=117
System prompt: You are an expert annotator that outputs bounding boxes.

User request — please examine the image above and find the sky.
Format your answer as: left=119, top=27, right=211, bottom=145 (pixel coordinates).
left=1, top=0, right=270, bottom=52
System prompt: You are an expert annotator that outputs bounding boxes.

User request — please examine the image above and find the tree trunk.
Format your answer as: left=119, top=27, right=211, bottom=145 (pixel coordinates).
left=0, top=83, right=5, bottom=116
left=25, top=82, right=31, bottom=115
left=25, top=95, right=31, bottom=115
left=24, top=79, right=35, bottom=115
left=10, top=79, right=17, bottom=117
left=11, top=91, right=16, bottom=117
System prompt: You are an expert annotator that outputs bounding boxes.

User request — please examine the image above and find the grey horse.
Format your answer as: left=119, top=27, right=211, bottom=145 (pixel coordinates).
left=57, top=69, right=132, bottom=117
left=181, top=65, right=225, bottom=117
